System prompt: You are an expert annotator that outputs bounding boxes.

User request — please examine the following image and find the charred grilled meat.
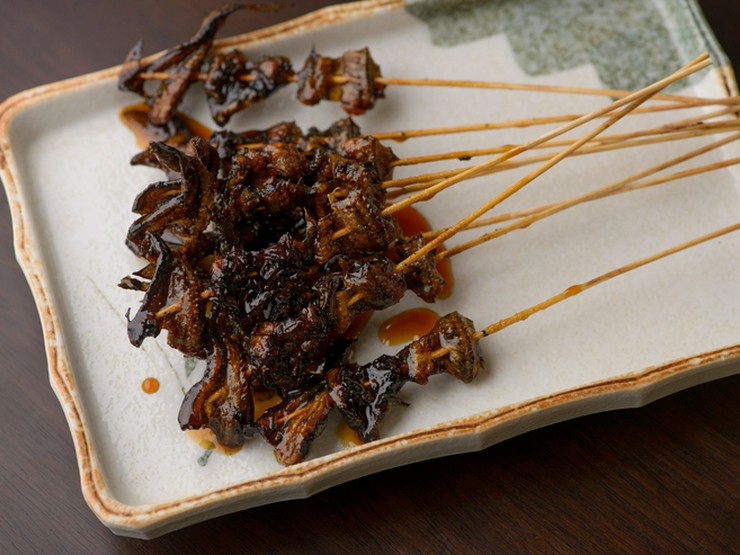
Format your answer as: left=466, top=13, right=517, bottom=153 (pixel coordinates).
left=121, top=112, right=470, bottom=465
left=119, top=7, right=386, bottom=128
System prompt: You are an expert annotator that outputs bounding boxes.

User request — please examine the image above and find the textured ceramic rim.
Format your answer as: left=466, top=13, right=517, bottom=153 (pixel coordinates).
left=0, top=0, right=738, bottom=538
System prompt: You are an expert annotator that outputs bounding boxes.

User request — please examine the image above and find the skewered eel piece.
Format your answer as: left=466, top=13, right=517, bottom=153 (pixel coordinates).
left=119, top=5, right=727, bottom=132
left=121, top=129, right=449, bottom=457
left=259, top=311, right=482, bottom=465
left=119, top=5, right=386, bottom=126
left=257, top=218, right=740, bottom=465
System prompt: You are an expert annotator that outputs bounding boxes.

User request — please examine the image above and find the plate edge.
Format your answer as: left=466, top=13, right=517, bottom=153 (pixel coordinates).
left=0, top=0, right=738, bottom=537
left=114, top=345, right=740, bottom=538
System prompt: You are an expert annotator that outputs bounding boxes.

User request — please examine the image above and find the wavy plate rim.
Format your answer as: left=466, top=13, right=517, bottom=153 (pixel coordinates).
left=0, top=0, right=738, bottom=538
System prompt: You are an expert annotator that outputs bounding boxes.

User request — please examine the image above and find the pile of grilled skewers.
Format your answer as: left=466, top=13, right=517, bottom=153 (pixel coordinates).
left=119, top=5, right=740, bottom=465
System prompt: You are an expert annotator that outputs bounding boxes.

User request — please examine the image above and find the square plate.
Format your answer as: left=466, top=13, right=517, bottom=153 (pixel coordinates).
left=1, top=0, right=738, bottom=538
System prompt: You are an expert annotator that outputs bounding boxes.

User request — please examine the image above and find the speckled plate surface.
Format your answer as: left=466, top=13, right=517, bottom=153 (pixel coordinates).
left=1, top=0, right=738, bottom=538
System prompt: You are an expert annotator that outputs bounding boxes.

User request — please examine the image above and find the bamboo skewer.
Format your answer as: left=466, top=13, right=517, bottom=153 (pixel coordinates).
left=393, top=102, right=646, bottom=271
left=154, top=289, right=215, bottom=319
left=427, top=154, right=740, bottom=243
left=335, top=108, right=734, bottom=242
left=231, top=96, right=740, bottom=151
left=139, top=63, right=724, bottom=106
left=370, top=97, right=740, bottom=142
left=386, top=111, right=740, bottom=197
left=374, top=76, right=719, bottom=105
left=234, top=97, right=740, bottom=154
left=389, top=120, right=739, bottom=170
left=423, top=220, right=740, bottom=362
left=383, top=122, right=740, bottom=200
left=472, top=221, right=740, bottom=341
left=382, top=97, right=740, bottom=160
left=436, top=132, right=740, bottom=259
left=382, top=54, right=711, bottom=221
left=392, top=54, right=711, bottom=273
left=389, top=106, right=740, bottom=169
left=425, top=220, right=740, bottom=359
left=384, top=121, right=740, bottom=191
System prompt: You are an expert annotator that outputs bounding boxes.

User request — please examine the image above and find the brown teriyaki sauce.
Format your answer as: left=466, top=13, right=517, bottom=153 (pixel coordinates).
left=186, top=428, right=243, bottom=458
left=141, top=377, right=160, bottom=394
left=336, top=421, right=363, bottom=447
left=120, top=102, right=212, bottom=149
left=378, top=307, right=440, bottom=346
left=374, top=206, right=453, bottom=346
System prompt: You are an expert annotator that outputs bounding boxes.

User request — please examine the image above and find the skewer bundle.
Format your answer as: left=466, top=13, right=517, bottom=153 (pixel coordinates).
left=119, top=6, right=740, bottom=465
left=120, top=4, right=387, bottom=126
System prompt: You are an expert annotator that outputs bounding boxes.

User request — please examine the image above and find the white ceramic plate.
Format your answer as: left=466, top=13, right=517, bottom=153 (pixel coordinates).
left=1, top=0, right=738, bottom=538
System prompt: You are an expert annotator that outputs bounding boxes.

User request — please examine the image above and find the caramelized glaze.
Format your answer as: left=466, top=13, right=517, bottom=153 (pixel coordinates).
left=120, top=102, right=212, bottom=148
left=395, top=207, right=454, bottom=299
left=252, top=388, right=283, bottom=419
left=186, top=428, right=243, bottom=456
left=336, top=420, right=363, bottom=447
left=378, top=307, right=440, bottom=346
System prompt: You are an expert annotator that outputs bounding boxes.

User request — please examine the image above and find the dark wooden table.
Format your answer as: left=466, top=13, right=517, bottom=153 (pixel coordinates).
left=1, top=1, right=738, bottom=552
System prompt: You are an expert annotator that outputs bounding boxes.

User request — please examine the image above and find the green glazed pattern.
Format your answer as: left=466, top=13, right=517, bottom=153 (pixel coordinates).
left=406, top=0, right=727, bottom=90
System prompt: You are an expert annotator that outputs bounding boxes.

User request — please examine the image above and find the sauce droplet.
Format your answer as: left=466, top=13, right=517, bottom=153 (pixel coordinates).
left=395, top=207, right=454, bottom=299
left=141, top=377, right=160, bottom=394
left=395, top=205, right=431, bottom=237
left=378, top=307, right=440, bottom=346
left=186, top=428, right=243, bottom=456
left=120, top=102, right=212, bottom=149
left=336, top=421, right=363, bottom=447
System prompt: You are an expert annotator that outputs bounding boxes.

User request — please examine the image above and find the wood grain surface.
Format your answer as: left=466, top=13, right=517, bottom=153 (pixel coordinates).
left=0, top=1, right=737, bottom=552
